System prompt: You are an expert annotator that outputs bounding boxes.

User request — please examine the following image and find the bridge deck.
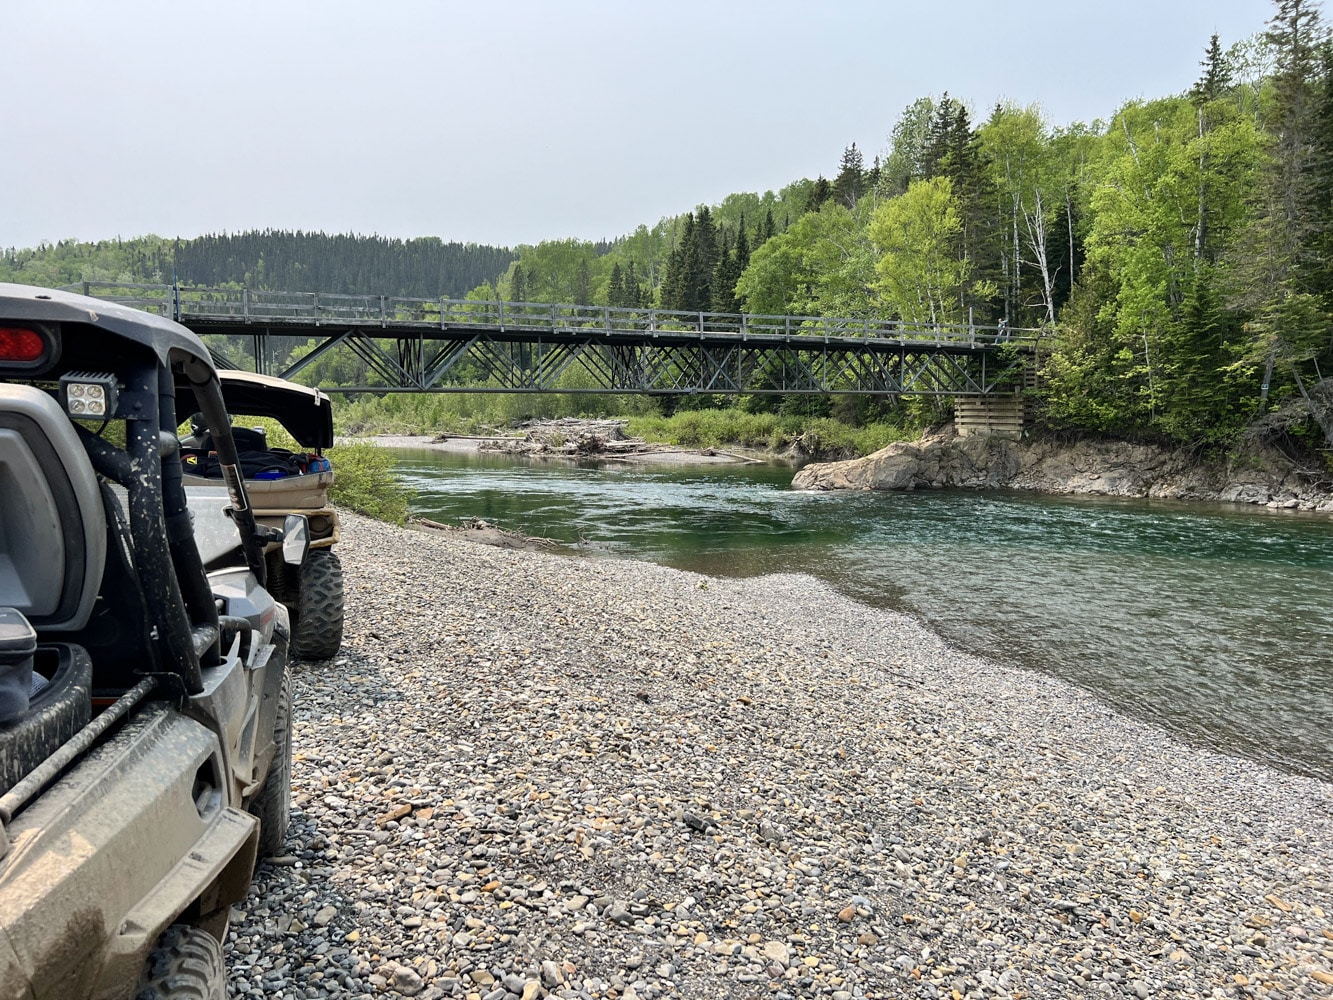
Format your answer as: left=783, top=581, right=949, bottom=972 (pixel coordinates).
left=70, top=282, right=1046, bottom=396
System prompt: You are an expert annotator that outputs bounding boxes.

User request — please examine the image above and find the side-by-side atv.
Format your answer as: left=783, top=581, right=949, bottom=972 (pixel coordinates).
left=175, top=370, right=344, bottom=659
left=0, top=283, right=306, bottom=999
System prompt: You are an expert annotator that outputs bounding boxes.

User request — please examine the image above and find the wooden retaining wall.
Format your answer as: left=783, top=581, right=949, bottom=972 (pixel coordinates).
left=954, top=396, right=1025, bottom=440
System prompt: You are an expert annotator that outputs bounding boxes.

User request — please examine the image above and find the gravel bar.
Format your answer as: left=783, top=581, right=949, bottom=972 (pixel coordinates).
left=226, top=513, right=1333, bottom=1000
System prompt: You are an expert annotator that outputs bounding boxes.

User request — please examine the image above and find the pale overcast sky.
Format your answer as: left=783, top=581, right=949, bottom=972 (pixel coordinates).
left=5, top=0, right=1278, bottom=251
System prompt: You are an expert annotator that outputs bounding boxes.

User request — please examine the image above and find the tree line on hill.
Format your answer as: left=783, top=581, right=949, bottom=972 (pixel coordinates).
left=0, top=231, right=515, bottom=300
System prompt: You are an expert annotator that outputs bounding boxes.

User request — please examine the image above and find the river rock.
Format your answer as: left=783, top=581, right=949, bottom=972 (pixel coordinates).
left=222, top=511, right=1333, bottom=1000
left=793, top=425, right=1333, bottom=506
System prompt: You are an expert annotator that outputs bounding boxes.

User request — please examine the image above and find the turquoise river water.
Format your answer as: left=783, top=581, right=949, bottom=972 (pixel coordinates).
left=394, top=449, right=1333, bottom=783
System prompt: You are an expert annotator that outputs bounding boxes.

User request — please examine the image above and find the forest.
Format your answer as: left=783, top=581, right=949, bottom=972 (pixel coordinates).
left=4, top=0, right=1331, bottom=456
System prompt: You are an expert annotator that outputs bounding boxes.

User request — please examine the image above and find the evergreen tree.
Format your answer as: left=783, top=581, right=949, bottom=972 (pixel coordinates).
left=711, top=228, right=739, bottom=313
left=833, top=143, right=867, bottom=210
left=510, top=263, right=527, bottom=302
left=1309, top=43, right=1333, bottom=308
left=625, top=261, right=648, bottom=308
left=607, top=262, right=626, bottom=307
left=1265, top=0, right=1326, bottom=263
left=883, top=96, right=937, bottom=195
left=659, top=214, right=695, bottom=311
left=757, top=208, right=777, bottom=247
left=1191, top=33, right=1233, bottom=104
left=1233, top=0, right=1332, bottom=378
left=734, top=222, right=751, bottom=281
left=806, top=177, right=833, bottom=214
left=692, top=205, right=719, bottom=308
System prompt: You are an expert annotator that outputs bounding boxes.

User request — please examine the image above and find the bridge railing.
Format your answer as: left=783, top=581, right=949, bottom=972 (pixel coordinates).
left=65, top=281, right=1047, bottom=348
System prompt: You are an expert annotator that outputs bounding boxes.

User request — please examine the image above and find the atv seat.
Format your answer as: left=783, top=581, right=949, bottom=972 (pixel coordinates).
left=0, top=386, right=105, bottom=793
left=0, top=385, right=106, bottom=633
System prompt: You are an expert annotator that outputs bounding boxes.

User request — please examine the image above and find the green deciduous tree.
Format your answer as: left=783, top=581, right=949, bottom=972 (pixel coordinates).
left=736, top=204, right=877, bottom=318
left=870, top=177, right=989, bottom=325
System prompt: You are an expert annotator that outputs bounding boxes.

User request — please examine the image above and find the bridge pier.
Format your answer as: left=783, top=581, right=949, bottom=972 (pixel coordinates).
left=954, top=395, right=1026, bottom=440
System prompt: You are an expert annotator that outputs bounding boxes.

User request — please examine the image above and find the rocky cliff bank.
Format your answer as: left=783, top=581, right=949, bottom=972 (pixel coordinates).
left=792, top=427, right=1333, bottom=511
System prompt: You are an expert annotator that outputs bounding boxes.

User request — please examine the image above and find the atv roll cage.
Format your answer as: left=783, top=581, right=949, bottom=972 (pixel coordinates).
left=0, top=283, right=268, bottom=698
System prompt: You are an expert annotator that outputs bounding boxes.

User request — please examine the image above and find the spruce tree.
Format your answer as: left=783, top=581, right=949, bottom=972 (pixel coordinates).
left=684, top=206, right=719, bottom=311
left=833, top=143, right=867, bottom=210
left=1190, top=33, right=1233, bottom=104
left=734, top=220, right=751, bottom=279
left=608, top=262, right=625, bottom=307
left=806, top=177, right=833, bottom=213
left=1232, top=0, right=1332, bottom=389
left=625, top=261, right=648, bottom=308
left=1310, top=43, right=1333, bottom=308
left=660, top=214, right=695, bottom=311
left=757, top=208, right=777, bottom=247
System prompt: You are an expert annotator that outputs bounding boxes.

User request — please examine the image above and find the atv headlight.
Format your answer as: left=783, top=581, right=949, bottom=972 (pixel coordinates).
left=59, top=372, right=119, bottom=419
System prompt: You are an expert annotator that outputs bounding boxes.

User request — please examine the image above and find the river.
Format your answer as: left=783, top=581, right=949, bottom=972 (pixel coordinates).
left=393, top=449, right=1333, bottom=783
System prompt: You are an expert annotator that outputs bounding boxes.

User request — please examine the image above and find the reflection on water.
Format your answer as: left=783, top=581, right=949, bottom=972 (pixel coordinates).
left=396, top=449, right=1333, bottom=781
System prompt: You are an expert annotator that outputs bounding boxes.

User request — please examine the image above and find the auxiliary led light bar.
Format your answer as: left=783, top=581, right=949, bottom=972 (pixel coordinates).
left=59, top=372, right=119, bottom=419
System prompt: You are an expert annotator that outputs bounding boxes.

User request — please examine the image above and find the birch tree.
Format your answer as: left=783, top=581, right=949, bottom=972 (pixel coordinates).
left=869, top=177, right=989, bottom=325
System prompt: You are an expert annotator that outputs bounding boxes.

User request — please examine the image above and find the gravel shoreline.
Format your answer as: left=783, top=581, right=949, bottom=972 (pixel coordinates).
left=226, top=513, right=1333, bottom=999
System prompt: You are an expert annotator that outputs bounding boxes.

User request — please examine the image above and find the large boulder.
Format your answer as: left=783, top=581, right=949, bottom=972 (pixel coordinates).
left=792, top=428, right=1019, bottom=491
left=791, top=426, right=1330, bottom=508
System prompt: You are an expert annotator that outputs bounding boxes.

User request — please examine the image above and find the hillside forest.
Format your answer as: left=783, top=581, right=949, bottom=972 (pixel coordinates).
left=4, top=0, right=1332, bottom=457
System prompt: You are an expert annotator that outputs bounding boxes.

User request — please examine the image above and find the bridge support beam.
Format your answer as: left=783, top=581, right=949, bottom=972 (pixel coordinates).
left=954, top=395, right=1025, bottom=440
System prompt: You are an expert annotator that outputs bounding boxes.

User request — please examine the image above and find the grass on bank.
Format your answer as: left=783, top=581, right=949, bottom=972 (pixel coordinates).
left=625, top=410, right=916, bottom=456
left=334, top=391, right=927, bottom=459
left=326, top=441, right=410, bottom=524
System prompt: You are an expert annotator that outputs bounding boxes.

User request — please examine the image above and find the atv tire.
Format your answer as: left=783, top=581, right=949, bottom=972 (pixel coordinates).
left=137, top=924, right=225, bottom=1000
left=250, top=667, right=292, bottom=858
left=290, top=548, right=343, bottom=659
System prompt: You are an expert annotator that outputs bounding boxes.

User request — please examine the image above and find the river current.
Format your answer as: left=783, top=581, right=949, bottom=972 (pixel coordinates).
left=394, top=449, right=1333, bottom=783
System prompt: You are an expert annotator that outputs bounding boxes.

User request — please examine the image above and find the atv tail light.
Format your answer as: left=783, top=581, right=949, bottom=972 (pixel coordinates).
left=0, top=326, right=49, bottom=366
left=59, top=372, right=119, bottom=419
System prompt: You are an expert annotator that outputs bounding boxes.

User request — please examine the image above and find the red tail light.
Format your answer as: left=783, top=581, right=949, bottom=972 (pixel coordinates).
left=0, top=327, right=47, bottom=364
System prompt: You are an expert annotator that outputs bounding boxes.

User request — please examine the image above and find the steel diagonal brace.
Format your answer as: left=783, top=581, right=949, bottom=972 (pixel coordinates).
left=343, top=331, right=423, bottom=388
left=701, top=346, right=741, bottom=392
left=781, top=348, right=821, bottom=392
left=471, top=339, right=534, bottom=388
left=934, top=353, right=985, bottom=394
left=422, top=334, right=482, bottom=388
left=978, top=354, right=1027, bottom=394
left=535, top=342, right=582, bottom=390
left=571, top=343, right=624, bottom=390
left=638, top=347, right=679, bottom=390
left=279, top=330, right=355, bottom=381
left=860, top=352, right=905, bottom=394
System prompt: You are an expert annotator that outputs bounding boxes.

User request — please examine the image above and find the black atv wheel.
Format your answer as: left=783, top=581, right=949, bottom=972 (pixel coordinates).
left=250, top=667, right=292, bottom=858
left=290, top=548, right=343, bottom=660
left=137, top=924, right=225, bottom=1000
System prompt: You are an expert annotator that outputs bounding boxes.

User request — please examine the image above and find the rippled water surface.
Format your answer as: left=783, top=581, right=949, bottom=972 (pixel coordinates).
left=396, top=450, right=1333, bottom=781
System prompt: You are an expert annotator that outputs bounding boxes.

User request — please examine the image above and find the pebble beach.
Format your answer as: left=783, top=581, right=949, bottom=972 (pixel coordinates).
left=225, top=513, right=1333, bottom=999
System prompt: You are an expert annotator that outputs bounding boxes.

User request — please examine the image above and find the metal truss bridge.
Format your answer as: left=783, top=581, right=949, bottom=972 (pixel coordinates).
left=72, top=282, right=1045, bottom=396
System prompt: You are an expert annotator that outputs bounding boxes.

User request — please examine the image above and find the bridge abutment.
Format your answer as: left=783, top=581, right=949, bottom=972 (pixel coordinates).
left=954, top=395, right=1026, bottom=440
